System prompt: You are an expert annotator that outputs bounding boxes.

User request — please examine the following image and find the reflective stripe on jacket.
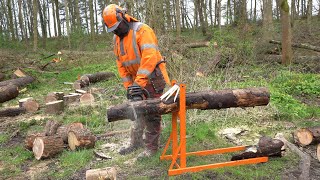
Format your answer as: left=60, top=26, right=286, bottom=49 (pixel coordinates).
left=113, top=18, right=170, bottom=89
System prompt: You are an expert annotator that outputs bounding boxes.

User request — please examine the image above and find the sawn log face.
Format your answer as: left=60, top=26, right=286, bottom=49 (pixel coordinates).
left=107, top=87, right=270, bottom=122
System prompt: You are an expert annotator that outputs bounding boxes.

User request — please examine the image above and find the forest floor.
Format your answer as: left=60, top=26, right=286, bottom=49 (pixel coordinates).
left=0, top=22, right=320, bottom=179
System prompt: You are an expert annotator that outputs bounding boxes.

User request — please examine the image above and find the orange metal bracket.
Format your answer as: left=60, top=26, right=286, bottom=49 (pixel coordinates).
left=160, top=82, right=268, bottom=176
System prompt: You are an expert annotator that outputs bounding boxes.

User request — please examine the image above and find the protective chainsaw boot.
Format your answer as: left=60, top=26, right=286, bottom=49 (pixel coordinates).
left=137, top=149, right=157, bottom=160
left=119, top=143, right=143, bottom=155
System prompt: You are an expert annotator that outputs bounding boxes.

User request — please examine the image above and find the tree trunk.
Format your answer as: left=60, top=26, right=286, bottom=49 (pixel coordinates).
left=25, top=133, right=45, bottom=150
left=262, top=0, right=274, bottom=40
left=33, top=136, right=64, bottom=160
left=75, top=0, right=81, bottom=30
left=165, top=0, right=171, bottom=30
left=293, top=127, right=320, bottom=146
left=54, top=0, right=61, bottom=37
left=280, top=0, right=293, bottom=65
left=32, top=0, right=38, bottom=51
left=306, top=0, right=312, bottom=33
left=18, top=0, right=25, bottom=40
left=56, top=122, right=84, bottom=143
left=291, top=0, right=296, bottom=27
left=107, top=87, right=270, bottom=122
left=175, top=0, right=181, bottom=36
left=269, top=40, right=320, bottom=52
left=89, top=0, right=95, bottom=40
left=68, top=128, right=96, bottom=150
left=0, top=85, right=19, bottom=103
left=52, top=0, right=57, bottom=36
left=74, top=72, right=115, bottom=89
left=7, top=0, right=15, bottom=40
left=197, top=0, right=207, bottom=36
left=64, top=0, right=71, bottom=49
left=209, top=0, right=213, bottom=26
left=0, top=76, right=35, bottom=88
left=37, top=0, right=47, bottom=48
left=231, top=136, right=284, bottom=160
left=46, top=0, right=51, bottom=38
left=0, top=107, right=26, bottom=117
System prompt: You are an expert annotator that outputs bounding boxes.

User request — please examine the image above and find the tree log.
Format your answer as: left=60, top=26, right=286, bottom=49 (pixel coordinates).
left=265, top=55, right=320, bottom=63
left=184, top=41, right=210, bottom=48
left=0, top=107, right=26, bottom=117
left=32, top=136, right=64, bottom=160
left=45, top=92, right=64, bottom=103
left=68, top=128, right=96, bottom=150
left=86, top=167, right=117, bottom=180
left=80, top=72, right=115, bottom=85
left=45, top=100, right=64, bottom=114
left=231, top=136, right=284, bottom=161
left=0, top=76, right=35, bottom=88
left=269, top=40, right=320, bottom=52
left=44, top=120, right=62, bottom=136
left=293, top=127, right=320, bottom=146
left=24, top=133, right=45, bottom=150
left=18, top=97, right=33, bottom=107
left=56, top=122, right=84, bottom=143
left=0, top=84, right=19, bottom=103
left=107, top=87, right=270, bottom=122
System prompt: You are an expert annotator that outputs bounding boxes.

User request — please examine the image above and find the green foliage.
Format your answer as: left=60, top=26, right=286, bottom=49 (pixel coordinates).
left=271, top=71, right=320, bottom=97
left=0, top=134, right=10, bottom=144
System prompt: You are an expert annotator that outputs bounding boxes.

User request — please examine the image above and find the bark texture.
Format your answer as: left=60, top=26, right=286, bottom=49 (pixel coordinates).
left=0, top=76, right=35, bottom=88
left=0, top=107, right=26, bottom=117
left=0, top=85, right=19, bottom=103
left=107, top=87, right=270, bottom=122
left=32, top=136, right=64, bottom=160
left=68, top=128, right=96, bottom=150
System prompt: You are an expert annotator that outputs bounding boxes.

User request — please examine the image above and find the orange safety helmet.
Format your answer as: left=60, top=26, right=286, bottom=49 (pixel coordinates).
left=103, top=4, right=128, bottom=33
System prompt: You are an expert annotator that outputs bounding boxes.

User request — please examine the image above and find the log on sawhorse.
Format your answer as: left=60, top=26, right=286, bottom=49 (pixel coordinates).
left=107, top=87, right=270, bottom=122
left=158, top=84, right=268, bottom=176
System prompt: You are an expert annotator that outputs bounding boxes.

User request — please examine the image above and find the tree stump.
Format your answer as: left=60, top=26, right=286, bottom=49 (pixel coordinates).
left=0, top=107, right=26, bottom=117
left=293, top=127, right=320, bottom=146
left=24, top=133, right=45, bottom=150
left=0, top=84, right=19, bottom=103
left=68, top=128, right=96, bottom=150
left=63, top=94, right=81, bottom=105
left=33, top=136, right=64, bottom=160
left=45, top=100, right=64, bottom=114
left=44, top=120, right=62, bottom=136
left=80, top=93, right=95, bottom=105
left=85, top=167, right=117, bottom=180
left=20, top=99, right=39, bottom=113
left=56, top=122, right=84, bottom=143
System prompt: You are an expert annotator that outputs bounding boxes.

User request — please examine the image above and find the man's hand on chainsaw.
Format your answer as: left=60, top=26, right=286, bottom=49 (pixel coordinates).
left=127, top=84, right=148, bottom=101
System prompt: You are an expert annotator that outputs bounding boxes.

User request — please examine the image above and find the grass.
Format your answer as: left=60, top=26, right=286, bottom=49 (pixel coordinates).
left=0, top=24, right=319, bottom=179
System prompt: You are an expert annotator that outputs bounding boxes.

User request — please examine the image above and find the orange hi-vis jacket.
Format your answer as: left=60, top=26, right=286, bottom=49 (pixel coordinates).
left=113, top=17, right=170, bottom=89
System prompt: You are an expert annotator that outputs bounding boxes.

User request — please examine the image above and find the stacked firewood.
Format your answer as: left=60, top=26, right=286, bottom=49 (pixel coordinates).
left=293, top=127, right=320, bottom=161
left=25, top=120, right=96, bottom=160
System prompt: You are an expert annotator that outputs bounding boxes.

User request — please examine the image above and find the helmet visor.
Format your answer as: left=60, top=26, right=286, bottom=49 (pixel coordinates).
left=107, top=21, right=121, bottom=33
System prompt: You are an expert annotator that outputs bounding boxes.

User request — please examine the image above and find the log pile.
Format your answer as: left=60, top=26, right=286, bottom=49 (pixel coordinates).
left=73, top=72, right=115, bottom=90
left=293, top=127, right=320, bottom=162
left=25, top=120, right=96, bottom=160
left=107, top=87, right=270, bottom=122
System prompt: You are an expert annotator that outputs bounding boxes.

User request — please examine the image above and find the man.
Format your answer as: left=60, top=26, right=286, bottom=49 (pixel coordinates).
left=102, top=4, right=171, bottom=158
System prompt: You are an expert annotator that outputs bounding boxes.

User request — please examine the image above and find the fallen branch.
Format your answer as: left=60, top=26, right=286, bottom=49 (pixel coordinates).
left=275, top=133, right=310, bottom=180
left=184, top=41, right=210, bottom=48
left=265, top=55, right=320, bottom=63
left=107, top=87, right=270, bottom=122
left=270, top=40, right=320, bottom=52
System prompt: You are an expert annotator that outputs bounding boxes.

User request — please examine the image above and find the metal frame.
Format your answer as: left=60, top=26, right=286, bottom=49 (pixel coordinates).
left=160, top=83, right=268, bottom=176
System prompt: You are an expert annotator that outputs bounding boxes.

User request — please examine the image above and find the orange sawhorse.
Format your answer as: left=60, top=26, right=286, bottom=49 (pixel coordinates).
left=160, top=83, right=268, bottom=176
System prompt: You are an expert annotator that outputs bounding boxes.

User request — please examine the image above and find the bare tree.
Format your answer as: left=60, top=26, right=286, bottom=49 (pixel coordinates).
left=175, top=0, right=181, bottom=36
left=291, top=0, right=296, bottom=27
left=263, top=0, right=273, bottom=39
left=38, top=0, right=47, bottom=48
left=64, top=0, right=71, bottom=48
left=165, top=0, right=172, bottom=30
left=54, top=0, right=61, bottom=37
left=18, top=0, right=25, bottom=40
left=306, top=0, right=312, bottom=33
left=197, top=0, right=207, bottom=36
left=33, top=0, right=38, bottom=51
left=280, top=0, right=293, bottom=65
left=7, top=0, right=15, bottom=40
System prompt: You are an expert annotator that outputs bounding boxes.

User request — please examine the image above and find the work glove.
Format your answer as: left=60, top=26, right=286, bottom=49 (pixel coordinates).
left=127, top=85, right=144, bottom=101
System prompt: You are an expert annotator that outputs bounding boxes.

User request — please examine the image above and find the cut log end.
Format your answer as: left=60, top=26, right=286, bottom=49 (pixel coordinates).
left=294, top=128, right=314, bottom=146
left=33, top=138, right=45, bottom=160
left=68, top=131, right=79, bottom=151
left=86, top=167, right=117, bottom=180
left=68, top=128, right=96, bottom=150
left=45, top=100, right=64, bottom=114
left=23, top=100, right=40, bottom=113
left=80, top=93, right=95, bottom=104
